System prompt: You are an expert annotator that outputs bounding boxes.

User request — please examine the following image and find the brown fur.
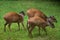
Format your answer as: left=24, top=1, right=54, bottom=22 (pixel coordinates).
left=27, top=16, right=55, bottom=37
left=27, top=8, right=56, bottom=37
left=27, top=8, right=47, bottom=21
left=4, top=12, right=25, bottom=31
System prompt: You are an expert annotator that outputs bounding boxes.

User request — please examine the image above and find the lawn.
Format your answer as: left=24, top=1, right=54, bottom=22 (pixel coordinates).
left=0, top=1, right=60, bottom=40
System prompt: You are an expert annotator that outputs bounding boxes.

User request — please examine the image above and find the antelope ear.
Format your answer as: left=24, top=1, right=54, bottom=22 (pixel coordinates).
left=50, top=16, right=52, bottom=18
left=19, top=11, right=24, bottom=13
left=53, top=16, right=54, bottom=17
left=50, top=16, right=54, bottom=17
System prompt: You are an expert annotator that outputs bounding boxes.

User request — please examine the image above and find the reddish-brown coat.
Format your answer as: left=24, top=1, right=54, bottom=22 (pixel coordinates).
left=27, top=8, right=47, bottom=21
left=4, top=12, right=25, bottom=31
left=4, top=12, right=23, bottom=23
left=27, top=16, right=48, bottom=37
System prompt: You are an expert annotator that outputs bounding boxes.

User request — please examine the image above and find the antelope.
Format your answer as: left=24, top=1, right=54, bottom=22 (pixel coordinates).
left=27, top=8, right=47, bottom=21
left=27, top=8, right=57, bottom=37
left=4, top=11, right=25, bottom=31
left=27, top=16, right=57, bottom=37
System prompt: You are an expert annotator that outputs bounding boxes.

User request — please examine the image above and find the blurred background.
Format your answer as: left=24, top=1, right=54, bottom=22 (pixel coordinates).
left=0, top=0, right=60, bottom=40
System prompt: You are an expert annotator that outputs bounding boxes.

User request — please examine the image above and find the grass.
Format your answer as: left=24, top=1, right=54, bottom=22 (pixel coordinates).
left=0, top=1, right=60, bottom=40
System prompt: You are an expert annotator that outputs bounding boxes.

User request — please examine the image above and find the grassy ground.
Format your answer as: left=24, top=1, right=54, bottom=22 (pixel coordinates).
left=0, top=1, right=60, bottom=40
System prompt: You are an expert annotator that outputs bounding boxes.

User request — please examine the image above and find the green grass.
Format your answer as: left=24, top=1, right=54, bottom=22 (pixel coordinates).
left=0, top=1, right=60, bottom=40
